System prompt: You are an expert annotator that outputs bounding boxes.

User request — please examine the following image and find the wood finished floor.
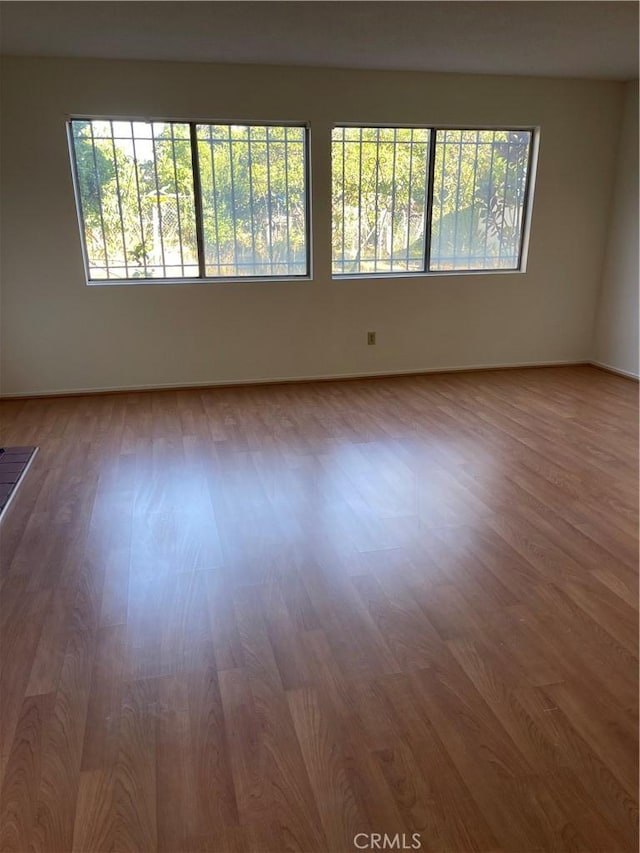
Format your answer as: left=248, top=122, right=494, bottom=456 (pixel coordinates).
left=0, top=365, right=637, bottom=853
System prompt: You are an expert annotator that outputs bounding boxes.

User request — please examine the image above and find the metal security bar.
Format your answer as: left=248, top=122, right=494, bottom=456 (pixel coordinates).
left=195, top=124, right=309, bottom=278
left=68, top=118, right=309, bottom=282
left=70, top=120, right=198, bottom=280
left=70, top=119, right=533, bottom=282
left=429, top=129, right=532, bottom=271
left=331, top=125, right=533, bottom=276
left=331, top=127, right=431, bottom=274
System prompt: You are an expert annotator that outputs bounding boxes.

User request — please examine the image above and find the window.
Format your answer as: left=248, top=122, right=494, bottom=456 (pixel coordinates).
left=430, top=130, right=532, bottom=271
left=70, top=120, right=198, bottom=280
left=69, top=119, right=534, bottom=283
left=69, top=118, right=309, bottom=282
left=332, top=125, right=533, bottom=276
left=195, top=124, right=308, bottom=277
left=332, top=127, right=431, bottom=274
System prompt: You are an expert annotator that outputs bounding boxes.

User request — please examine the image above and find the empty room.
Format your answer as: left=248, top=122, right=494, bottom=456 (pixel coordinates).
left=0, top=1, right=638, bottom=851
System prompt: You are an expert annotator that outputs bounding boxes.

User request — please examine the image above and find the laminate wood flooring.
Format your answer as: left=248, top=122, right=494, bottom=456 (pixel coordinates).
left=0, top=365, right=637, bottom=852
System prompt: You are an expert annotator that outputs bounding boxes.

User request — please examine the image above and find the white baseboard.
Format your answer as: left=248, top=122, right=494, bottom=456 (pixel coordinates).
left=589, top=360, right=640, bottom=380
left=0, top=359, right=589, bottom=399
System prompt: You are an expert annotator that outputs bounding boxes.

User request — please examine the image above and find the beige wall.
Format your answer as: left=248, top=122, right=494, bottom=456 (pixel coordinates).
left=593, top=80, right=639, bottom=379
left=0, top=56, right=625, bottom=395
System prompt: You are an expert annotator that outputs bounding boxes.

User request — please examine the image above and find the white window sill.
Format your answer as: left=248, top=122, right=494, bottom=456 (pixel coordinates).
left=86, top=275, right=312, bottom=287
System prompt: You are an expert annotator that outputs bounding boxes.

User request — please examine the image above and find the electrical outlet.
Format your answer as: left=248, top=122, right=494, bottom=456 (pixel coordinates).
left=367, top=331, right=376, bottom=345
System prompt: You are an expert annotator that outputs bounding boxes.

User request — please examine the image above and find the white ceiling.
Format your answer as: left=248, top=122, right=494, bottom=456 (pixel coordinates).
left=1, top=1, right=638, bottom=81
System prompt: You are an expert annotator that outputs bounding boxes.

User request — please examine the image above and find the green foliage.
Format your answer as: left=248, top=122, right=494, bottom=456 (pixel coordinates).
left=72, top=120, right=307, bottom=279
left=72, top=121, right=201, bottom=277
left=197, top=125, right=306, bottom=274
left=430, top=130, right=530, bottom=269
left=72, top=120, right=530, bottom=279
left=72, top=125, right=114, bottom=229
left=332, top=127, right=429, bottom=273
left=333, top=127, right=530, bottom=272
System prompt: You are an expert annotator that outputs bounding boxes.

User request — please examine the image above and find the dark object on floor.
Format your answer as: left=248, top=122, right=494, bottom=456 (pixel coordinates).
left=0, top=446, right=37, bottom=518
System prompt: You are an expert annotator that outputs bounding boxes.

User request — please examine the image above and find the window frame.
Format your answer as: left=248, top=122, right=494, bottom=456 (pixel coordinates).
left=331, top=123, right=537, bottom=280
left=67, top=115, right=313, bottom=286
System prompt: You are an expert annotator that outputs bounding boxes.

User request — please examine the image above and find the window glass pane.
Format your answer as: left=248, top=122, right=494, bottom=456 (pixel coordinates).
left=70, top=119, right=198, bottom=280
left=332, top=126, right=430, bottom=275
left=195, top=124, right=308, bottom=277
left=430, top=129, right=532, bottom=271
